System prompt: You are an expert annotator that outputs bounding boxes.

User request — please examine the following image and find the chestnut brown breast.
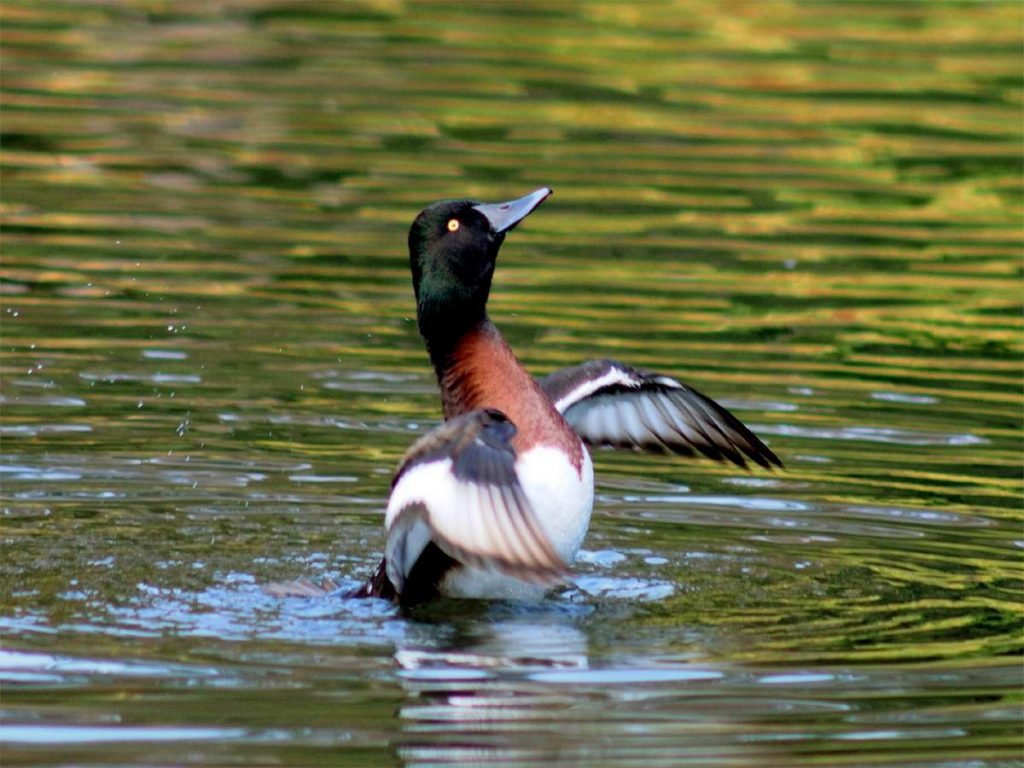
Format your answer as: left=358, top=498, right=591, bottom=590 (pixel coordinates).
left=438, top=321, right=583, bottom=471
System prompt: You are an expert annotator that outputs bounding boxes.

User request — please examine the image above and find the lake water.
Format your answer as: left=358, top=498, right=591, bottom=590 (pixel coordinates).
left=2, top=1, right=1021, bottom=765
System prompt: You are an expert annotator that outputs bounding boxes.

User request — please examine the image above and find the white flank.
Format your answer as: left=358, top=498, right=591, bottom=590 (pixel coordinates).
left=518, top=444, right=594, bottom=561
left=444, top=443, right=594, bottom=599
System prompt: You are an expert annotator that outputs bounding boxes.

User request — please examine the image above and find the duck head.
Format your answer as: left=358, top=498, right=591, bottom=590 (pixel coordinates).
left=408, top=187, right=551, bottom=349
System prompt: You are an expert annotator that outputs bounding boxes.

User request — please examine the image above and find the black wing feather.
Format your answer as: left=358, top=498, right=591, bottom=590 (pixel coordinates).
left=540, top=359, right=781, bottom=470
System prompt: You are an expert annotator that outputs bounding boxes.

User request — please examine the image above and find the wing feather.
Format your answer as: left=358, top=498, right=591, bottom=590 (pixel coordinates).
left=384, top=409, right=569, bottom=596
left=540, top=359, right=781, bottom=470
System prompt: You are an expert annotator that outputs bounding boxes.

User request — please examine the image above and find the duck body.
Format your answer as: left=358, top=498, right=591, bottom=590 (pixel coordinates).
left=355, top=188, right=781, bottom=608
left=411, top=318, right=594, bottom=600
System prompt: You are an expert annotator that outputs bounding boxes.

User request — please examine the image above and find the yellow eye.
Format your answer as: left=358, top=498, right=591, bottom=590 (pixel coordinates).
left=447, top=219, right=460, bottom=232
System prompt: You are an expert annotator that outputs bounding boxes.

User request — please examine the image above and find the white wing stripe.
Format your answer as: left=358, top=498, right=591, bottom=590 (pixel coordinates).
left=552, top=367, right=638, bottom=414
left=386, top=459, right=454, bottom=528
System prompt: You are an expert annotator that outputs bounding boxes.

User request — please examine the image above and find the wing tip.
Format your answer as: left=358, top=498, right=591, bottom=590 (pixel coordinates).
left=745, top=444, right=784, bottom=471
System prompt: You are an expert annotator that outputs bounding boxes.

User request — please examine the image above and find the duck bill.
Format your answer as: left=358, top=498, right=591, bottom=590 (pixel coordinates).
left=473, top=187, right=552, bottom=234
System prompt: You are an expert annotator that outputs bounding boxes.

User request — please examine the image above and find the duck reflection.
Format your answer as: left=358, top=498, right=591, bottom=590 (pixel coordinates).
left=391, top=606, right=589, bottom=762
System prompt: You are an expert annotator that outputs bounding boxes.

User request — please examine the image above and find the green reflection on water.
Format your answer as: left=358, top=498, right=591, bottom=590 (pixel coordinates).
left=1, top=0, right=1022, bottom=765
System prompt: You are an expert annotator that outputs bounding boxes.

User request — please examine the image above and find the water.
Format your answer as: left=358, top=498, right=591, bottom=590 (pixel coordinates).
left=2, top=1, right=1021, bottom=765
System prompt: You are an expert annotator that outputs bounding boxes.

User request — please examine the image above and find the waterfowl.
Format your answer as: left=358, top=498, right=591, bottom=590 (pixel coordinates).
left=351, top=187, right=781, bottom=607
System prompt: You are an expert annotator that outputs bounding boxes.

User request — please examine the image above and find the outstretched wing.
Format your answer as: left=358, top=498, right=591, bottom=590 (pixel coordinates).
left=540, top=359, right=782, bottom=470
left=384, top=408, right=568, bottom=596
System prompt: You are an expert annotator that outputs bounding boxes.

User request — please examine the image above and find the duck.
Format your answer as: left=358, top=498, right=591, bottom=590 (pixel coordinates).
left=348, top=187, right=782, bottom=607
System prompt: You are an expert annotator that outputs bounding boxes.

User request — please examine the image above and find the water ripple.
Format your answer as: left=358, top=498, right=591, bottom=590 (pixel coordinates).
left=764, top=424, right=988, bottom=447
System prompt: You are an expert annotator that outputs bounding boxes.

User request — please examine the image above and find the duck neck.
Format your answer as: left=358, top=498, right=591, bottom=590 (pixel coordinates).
left=422, top=314, right=491, bottom=394
left=426, top=316, right=528, bottom=420
left=417, top=290, right=487, bottom=372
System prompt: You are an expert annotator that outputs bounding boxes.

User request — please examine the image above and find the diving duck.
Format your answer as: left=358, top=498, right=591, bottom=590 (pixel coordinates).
left=353, top=187, right=781, bottom=606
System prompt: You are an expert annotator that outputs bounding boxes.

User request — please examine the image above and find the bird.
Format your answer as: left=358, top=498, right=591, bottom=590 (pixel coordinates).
left=347, top=187, right=782, bottom=607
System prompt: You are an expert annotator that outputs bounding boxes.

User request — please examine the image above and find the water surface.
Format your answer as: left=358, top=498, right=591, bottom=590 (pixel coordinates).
left=2, top=1, right=1021, bottom=765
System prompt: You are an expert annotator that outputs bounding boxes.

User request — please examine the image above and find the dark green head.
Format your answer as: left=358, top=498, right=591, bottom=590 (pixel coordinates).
left=408, top=187, right=551, bottom=351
